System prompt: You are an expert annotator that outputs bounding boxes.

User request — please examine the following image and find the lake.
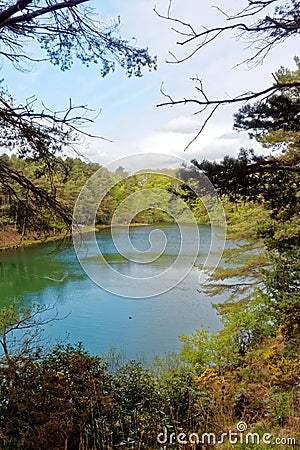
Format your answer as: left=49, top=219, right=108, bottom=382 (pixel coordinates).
left=0, top=224, right=227, bottom=361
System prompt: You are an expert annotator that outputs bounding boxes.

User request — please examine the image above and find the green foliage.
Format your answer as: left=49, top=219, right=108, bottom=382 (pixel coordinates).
left=1, top=157, right=226, bottom=247
left=194, top=60, right=299, bottom=346
left=0, top=304, right=198, bottom=449
left=262, top=246, right=300, bottom=336
left=196, top=147, right=300, bottom=237
left=179, top=290, right=275, bottom=371
left=1, top=345, right=113, bottom=449
left=234, top=57, right=300, bottom=139
left=195, top=60, right=300, bottom=253
left=0, top=300, right=299, bottom=449
left=178, top=58, right=300, bottom=449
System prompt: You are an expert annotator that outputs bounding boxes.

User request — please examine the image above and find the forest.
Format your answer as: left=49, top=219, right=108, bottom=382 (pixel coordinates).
left=0, top=154, right=214, bottom=248
left=0, top=125, right=299, bottom=448
left=0, top=0, right=299, bottom=449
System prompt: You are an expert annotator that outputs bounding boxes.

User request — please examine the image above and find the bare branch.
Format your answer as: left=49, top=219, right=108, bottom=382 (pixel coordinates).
left=153, top=1, right=197, bottom=37
left=224, top=0, right=279, bottom=20
left=158, top=81, right=300, bottom=108
left=0, top=51, right=49, bottom=63
left=184, top=104, right=219, bottom=151
left=0, top=0, right=89, bottom=28
left=157, top=74, right=300, bottom=149
left=156, top=1, right=300, bottom=68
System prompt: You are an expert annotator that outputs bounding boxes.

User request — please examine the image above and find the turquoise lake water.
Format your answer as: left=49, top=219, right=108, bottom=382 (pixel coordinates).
left=0, top=224, right=226, bottom=361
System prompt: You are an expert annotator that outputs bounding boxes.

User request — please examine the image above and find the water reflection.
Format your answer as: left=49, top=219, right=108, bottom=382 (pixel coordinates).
left=0, top=225, right=225, bottom=360
left=0, top=243, right=84, bottom=307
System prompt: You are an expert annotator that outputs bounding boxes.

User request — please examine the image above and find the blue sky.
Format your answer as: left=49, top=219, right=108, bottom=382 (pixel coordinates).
left=2, top=0, right=299, bottom=170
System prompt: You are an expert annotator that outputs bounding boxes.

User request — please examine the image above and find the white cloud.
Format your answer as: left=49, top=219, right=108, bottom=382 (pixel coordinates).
left=134, top=124, right=263, bottom=163
left=164, top=115, right=200, bottom=134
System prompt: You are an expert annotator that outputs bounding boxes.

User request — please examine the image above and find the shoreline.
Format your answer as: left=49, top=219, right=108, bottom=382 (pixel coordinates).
left=0, top=222, right=150, bottom=252
left=0, top=221, right=207, bottom=252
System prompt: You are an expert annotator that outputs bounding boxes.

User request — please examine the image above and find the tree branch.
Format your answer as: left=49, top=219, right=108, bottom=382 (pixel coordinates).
left=157, top=80, right=300, bottom=141
left=0, top=0, right=89, bottom=28
left=158, top=81, right=300, bottom=109
left=0, top=0, right=32, bottom=26
left=0, top=158, right=72, bottom=226
left=155, top=1, right=299, bottom=66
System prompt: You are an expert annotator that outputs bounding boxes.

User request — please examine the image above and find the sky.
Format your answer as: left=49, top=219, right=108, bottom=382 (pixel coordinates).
left=2, top=0, right=299, bottom=170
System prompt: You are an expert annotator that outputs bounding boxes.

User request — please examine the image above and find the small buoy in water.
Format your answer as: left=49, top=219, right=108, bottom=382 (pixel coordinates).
left=129, top=316, right=132, bottom=319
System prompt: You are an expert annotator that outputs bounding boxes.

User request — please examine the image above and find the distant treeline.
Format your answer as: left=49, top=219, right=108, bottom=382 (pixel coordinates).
left=0, top=154, right=215, bottom=245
